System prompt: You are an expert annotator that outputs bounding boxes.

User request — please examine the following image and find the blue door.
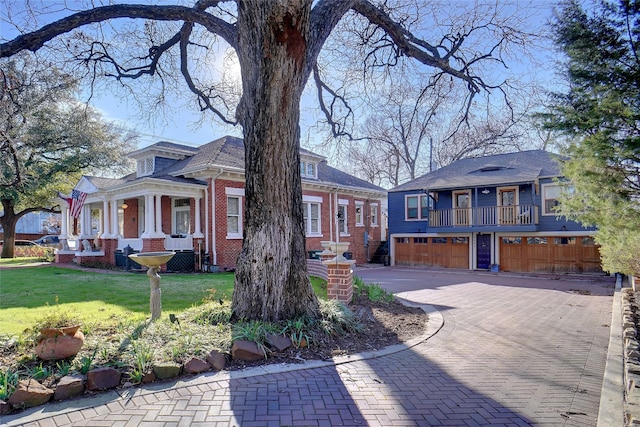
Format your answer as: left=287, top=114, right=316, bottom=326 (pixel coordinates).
left=477, top=234, right=491, bottom=269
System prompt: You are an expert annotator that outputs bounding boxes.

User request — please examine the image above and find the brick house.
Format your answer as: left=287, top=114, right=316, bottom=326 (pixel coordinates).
left=56, top=136, right=387, bottom=271
left=387, top=150, right=603, bottom=274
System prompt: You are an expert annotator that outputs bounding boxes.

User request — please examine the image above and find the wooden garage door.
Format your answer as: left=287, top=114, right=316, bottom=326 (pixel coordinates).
left=395, top=237, right=469, bottom=269
left=499, top=236, right=602, bottom=273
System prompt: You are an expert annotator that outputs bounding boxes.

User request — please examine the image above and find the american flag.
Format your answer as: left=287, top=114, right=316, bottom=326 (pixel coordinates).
left=63, top=190, right=88, bottom=218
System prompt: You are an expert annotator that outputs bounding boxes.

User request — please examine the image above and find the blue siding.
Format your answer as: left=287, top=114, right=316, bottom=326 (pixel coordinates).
left=389, top=179, right=596, bottom=235
left=388, top=191, right=428, bottom=234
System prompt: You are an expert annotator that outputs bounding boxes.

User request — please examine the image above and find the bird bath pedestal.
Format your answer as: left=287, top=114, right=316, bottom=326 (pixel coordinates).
left=128, top=252, right=175, bottom=321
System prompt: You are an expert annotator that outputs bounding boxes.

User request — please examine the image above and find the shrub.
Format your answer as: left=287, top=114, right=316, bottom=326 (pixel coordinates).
left=319, top=299, right=362, bottom=336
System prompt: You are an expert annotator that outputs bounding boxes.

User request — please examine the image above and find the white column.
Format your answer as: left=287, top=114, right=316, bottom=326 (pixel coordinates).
left=60, top=204, right=69, bottom=239
left=110, top=200, right=119, bottom=238
left=58, top=202, right=71, bottom=251
left=102, top=199, right=111, bottom=237
left=155, top=194, right=162, bottom=235
left=98, top=206, right=103, bottom=236
left=193, top=196, right=204, bottom=238
left=142, top=195, right=152, bottom=237
left=79, top=205, right=90, bottom=238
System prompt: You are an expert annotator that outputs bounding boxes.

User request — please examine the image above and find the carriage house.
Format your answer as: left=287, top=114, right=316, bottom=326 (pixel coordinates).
left=56, top=136, right=387, bottom=271
left=387, top=150, right=603, bottom=274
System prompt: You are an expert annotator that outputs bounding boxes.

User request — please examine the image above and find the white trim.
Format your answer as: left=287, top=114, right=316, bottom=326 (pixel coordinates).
left=338, top=198, right=349, bottom=205
left=497, top=186, right=519, bottom=206
left=303, top=195, right=323, bottom=203
left=303, top=200, right=322, bottom=237
left=225, top=187, right=245, bottom=196
left=541, top=183, right=562, bottom=216
left=370, top=202, right=379, bottom=227
left=226, top=194, right=243, bottom=239
left=172, top=197, right=191, bottom=235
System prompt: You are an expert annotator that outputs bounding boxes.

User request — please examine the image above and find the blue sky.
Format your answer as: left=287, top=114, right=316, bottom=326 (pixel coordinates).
left=1, top=0, right=560, bottom=152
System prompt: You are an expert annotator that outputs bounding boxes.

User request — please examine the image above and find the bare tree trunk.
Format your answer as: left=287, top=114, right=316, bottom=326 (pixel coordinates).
left=232, top=0, right=319, bottom=321
left=1, top=199, right=18, bottom=258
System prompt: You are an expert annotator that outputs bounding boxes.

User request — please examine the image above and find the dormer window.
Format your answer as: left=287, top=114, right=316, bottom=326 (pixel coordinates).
left=137, top=157, right=154, bottom=177
left=300, top=160, right=317, bottom=178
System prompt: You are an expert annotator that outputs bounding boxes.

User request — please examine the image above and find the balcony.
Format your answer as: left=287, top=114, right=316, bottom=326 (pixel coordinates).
left=429, top=204, right=539, bottom=228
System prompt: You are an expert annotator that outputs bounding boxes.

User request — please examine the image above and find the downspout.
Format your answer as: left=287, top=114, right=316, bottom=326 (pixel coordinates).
left=210, top=169, right=224, bottom=265
left=335, top=190, right=340, bottom=244
left=204, top=187, right=209, bottom=254
left=329, top=188, right=336, bottom=242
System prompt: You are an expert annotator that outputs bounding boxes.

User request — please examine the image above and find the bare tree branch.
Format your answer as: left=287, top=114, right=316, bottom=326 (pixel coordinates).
left=0, top=4, right=238, bottom=58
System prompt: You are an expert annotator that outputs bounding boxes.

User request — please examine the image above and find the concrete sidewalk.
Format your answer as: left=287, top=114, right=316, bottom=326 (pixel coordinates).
left=2, top=268, right=616, bottom=426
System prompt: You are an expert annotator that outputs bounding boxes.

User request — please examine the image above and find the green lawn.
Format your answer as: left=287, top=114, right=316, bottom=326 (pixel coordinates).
left=0, top=265, right=327, bottom=336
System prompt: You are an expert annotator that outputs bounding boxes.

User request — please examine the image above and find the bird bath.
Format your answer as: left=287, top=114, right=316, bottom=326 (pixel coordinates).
left=128, top=252, right=175, bottom=321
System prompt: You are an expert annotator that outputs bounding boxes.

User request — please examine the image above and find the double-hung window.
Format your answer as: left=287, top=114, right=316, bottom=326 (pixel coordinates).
left=303, top=195, right=322, bottom=236
left=226, top=188, right=244, bottom=239
left=355, top=201, right=364, bottom=226
left=542, top=184, right=564, bottom=215
left=370, top=203, right=378, bottom=226
left=338, top=200, right=348, bottom=235
left=405, top=194, right=433, bottom=220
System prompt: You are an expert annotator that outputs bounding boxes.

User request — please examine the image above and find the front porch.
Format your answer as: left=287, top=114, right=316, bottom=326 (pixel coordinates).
left=429, top=204, right=539, bottom=228
left=56, top=183, right=207, bottom=271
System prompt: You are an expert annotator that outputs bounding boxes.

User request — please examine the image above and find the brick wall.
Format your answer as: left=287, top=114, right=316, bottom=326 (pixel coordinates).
left=208, top=179, right=383, bottom=268
left=123, top=198, right=139, bottom=238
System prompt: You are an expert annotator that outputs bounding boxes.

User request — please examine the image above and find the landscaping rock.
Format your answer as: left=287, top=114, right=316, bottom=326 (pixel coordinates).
left=153, top=362, right=182, bottom=380
left=8, top=379, right=53, bottom=409
left=54, top=374, right=85, bottom=401
left=141, top=372, right=156, bottom=384
left=86, top=367, right=121, bottom=391
left=34, top=331, right=85, bottom=361
left=206, top=350, right=227, bottom=370
left=184, top=358, right=211, bottom=374
left=231, top=340, right=265, bottom=361
left=266, top=334, right=292, bottom=352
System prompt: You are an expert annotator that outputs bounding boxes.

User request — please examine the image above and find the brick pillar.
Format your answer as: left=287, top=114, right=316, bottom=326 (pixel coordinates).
left=142, top=238, right=165, bottom=252
left=322, top=258, right=355, bottom=304
left=101, top=238, right=118, bottom=265
left=142, top=238, right=168, bottom=271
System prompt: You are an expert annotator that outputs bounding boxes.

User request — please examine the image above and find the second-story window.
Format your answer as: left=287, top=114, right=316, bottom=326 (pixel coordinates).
left=300, top=161, right=317, bottom=178
left=406, top=194, right=433, bottom=220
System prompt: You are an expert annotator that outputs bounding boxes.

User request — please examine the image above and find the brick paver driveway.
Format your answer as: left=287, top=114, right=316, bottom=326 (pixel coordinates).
left=4, top=268, right=614, bottom=427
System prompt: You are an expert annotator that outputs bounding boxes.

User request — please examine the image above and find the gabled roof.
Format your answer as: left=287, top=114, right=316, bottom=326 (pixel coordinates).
left=159, top=135, right=385, bottom=193
left=160, top=136, right=245, bottom=174
left=316, top=162, right=385, bottom=192
left=84, top=135, right=386, bottom=195
left=391, top=150, right=562, bottom=192
left=128, top=141, right=199, bottom=159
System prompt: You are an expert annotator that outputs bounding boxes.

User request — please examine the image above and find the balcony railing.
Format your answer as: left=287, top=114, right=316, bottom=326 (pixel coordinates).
left=429, top=204, right=538, bottom=227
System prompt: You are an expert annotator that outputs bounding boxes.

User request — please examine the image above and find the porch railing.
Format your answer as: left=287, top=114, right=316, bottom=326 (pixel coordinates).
left=165, top=235, right=193, bottom=251
left=429, top=204, right=538, bottom=227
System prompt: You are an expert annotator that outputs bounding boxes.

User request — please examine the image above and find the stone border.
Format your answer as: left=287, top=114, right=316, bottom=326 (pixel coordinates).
left=598, top=273, right=625, bottom=426
left=0, top=303, right=443, bottom=427
left=620, top=276, right=640, bottom=425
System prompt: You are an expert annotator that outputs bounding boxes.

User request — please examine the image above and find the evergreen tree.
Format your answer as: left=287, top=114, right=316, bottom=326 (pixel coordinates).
left=545, top=0, right=640, bottom=275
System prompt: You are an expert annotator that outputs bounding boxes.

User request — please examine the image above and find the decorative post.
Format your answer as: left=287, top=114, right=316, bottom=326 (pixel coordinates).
left=321, top=242, right=355, bottom=304
left=128, top=252, right=175, bottom=321
left=147, top=266, right=162, bottom=321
